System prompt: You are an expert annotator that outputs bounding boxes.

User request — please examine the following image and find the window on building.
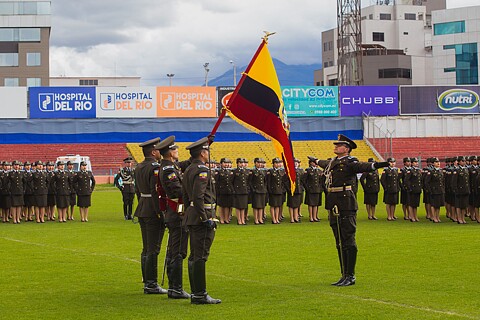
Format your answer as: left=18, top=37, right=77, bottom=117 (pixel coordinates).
left=4, top=78, right=19, bottom=86
left=27, top=78, right=41, bottom=87
left=0, top=53, right=18, bottom=66
left=443, top=43, right=478, bottom=85
left=26, top=52, right=41, bottom=66
left=79, top=79, right=99, bottom=86
left=369, top=14, right=373, bottom=20
left=403, top=32, right=409, bottom=35
left=405, top=13, right=416, bottom=20
left=378, top=68, right=412, bottom=79
left=0, top=28, right=41, bottom=41
left=380, top=13, right=391, bottom=20
left=434, top=21, right=465, bottom=35
left=0, top=2, right=51, bottom=15
left=373, top=32, right=385, bottom=42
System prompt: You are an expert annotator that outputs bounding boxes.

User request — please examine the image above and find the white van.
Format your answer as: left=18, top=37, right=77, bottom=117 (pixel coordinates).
left=55, top=154, right=92, bottom=172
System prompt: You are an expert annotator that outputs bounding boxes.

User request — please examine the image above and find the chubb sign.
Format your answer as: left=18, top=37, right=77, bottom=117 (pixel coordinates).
left=437, top=89, right=480, bottom=111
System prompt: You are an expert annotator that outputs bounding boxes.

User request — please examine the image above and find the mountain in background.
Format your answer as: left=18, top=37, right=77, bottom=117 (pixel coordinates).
left=208, top=58, right=322, bottom=87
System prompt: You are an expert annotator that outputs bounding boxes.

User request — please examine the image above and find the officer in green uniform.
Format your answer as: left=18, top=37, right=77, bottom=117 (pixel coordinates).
left=249, top=157, right=267, bottom=225
left=182, top=137, right=221, bottom=304
left=303, top=157, right=324, bottom=222
left=134, top=137, right=167, bottom=294
left=309, top=134, right=388, bottom=286
left=154, top=136, right=190, bottom=299
left=359, top=158, right=380, bottom=220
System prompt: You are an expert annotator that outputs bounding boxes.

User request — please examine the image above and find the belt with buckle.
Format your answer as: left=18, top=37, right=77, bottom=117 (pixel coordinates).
left=190, top=202, right=216, bottom=209
left=140, top=193, right=152, bottom=198
left=328, top=186, right=352, bottom=192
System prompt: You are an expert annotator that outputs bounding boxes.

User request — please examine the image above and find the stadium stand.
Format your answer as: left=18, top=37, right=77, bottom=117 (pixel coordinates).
left=370, top=137, right=480, bottom=166
left=127, top=140, right=377, bottom=165
left=0, top=143, right=129, bottom=175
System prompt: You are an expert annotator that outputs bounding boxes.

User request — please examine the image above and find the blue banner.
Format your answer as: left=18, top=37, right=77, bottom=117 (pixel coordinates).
left=29, top=87, right=96, bottom=119
left=282, top=86, right=339, bottom=117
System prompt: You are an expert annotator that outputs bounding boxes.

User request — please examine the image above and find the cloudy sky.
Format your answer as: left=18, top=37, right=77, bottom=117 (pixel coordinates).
left=49, top=0, right=479, bottom=86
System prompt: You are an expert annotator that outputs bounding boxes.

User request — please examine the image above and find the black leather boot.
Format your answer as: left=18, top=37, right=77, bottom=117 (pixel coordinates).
left=167, top=257, right=190, bottom=299
left=190, top=260, right=221, bottom=304
left=144, top=254, right=168, bottom=294
left=123, top=204, right=129, bottom=220
left=338, top=247, right=357, bottom=287
left=188, top=259, right=195, bottom=294
left=141, top=254, right=147, bottom=284
left=331, top=248, right=347, bottom=286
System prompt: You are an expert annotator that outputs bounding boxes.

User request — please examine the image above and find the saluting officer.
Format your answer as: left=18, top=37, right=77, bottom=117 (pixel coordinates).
left=134, top=137, right=167, bottom=295
left=424, top=157, right=444, bottom=223
left=154, top=136, right=190, bottom=299
left=74, top=161, right=95, bottom=222
left=310, top=134, right=389, bottom=287
left=182, top=136, right=221, bottom=304
left=359, top=158, right=380, bottom=220
left=381, top=158, right=400, bottom=221
left=9, top=160, right=25, bottom=224
left=114, top=157, right=136, bottom=220
left=32, top=161, right=48, bottom=223
left=249, top=157, right=267, bottom=225
left=303, top=157, right=324, bottom=222
left=232, top=158, right=250, bottom=225
left=215, top=158, right=234, bottom=224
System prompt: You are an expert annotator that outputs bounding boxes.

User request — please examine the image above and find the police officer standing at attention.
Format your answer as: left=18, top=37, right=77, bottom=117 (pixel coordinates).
left=154, top=136, right=190, bottom=299
left=249, top=157, right=268, bottom=225
left=182, top=136, right=221, bottom=304
left=405, top=158, right=422, bottom=222
left=399, top=157, right=411, bottom=220
left=66, top=161, right=77, bottom=221
left=381, top=158, right=400, bottom=221
left=74, top=161, right=95, bottom=222
left=303, top=157, right=323, bottom=222
left=134, top=137, right=168, bottom=295
left=359, top=158, right=380, bottom=220
left=233, top=158, right=250, bottom=225
left=309, top=134, right=388, bottom=286
left=215, top=158, right=234, bottom=224
left=114, top=157, right=136, bottom=220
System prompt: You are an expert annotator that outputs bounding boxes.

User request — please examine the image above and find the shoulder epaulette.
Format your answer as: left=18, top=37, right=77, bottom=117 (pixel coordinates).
left=152, top=162, right=160, bottom=166
left=198, top=165, right=208, bottom=169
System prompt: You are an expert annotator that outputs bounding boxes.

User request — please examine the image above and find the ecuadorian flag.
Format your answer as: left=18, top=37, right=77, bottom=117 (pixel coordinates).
left=225, top=39, right=296, bottom=194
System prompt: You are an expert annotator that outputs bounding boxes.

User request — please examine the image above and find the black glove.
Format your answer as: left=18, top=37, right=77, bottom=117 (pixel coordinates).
left=207, top=134, right=215, bottom=145
left=374, top=161, right=389, bottom=169
left=308, top=156, right=318, bottom=163
left=203, top=219, right=217, bottom=230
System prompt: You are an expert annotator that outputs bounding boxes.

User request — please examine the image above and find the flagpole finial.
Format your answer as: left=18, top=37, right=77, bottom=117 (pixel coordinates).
left=262, top=31, right=276, bottom=42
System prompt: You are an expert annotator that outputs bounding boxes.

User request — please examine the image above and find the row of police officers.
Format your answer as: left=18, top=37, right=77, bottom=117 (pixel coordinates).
left=0, top=160, right=95, bottom=224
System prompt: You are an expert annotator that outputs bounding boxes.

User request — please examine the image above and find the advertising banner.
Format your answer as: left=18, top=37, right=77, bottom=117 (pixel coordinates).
left=0, top=87, right=27, bottom=119
left=216, top=86, right=235, bottom=114
left=400, top=86, right=480, bottom=114
left=156, top=87, right=217, bottom=118
left=96, top=87, right=157, bottom=118
left=282, top=86, right=339, bottom=117
left=29, top=87, right=96, bottom=119
left=340, top=86, right=399, bottom=116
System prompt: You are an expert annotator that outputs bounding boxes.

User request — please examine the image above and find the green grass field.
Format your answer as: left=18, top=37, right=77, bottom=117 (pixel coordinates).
left=1, top=185, right=479, bottom=320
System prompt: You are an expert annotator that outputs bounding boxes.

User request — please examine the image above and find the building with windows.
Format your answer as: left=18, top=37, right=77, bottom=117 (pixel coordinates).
left=0, top=0, right=51, bottom=87
left=50, top=76, right=141, bottom=87
left=431, top=6, right=479, bottom=85
left=315, top=0, right=448, bottom=86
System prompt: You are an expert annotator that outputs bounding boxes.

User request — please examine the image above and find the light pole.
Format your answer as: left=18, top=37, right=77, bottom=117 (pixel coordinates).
left=203, top=62, right=210, bottom=87
left=230, top=60, right=237, bottom=86
left=166, top=73, right=174, bottom=86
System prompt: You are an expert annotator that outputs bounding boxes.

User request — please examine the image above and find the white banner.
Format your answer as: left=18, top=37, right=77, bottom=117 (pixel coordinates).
left=0, top=87, right=27, bottom=118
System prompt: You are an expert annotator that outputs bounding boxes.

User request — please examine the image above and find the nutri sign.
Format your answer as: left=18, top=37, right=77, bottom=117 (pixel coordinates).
left=400, top=86, right=480, bottom=114
left=29, top=87, right=96, bottom=119
left=340, top=86, right=399, bottom=116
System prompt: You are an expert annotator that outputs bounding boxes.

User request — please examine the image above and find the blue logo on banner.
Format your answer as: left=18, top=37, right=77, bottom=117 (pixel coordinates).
left=29, top=87, right=96, bottom=119
left=438, top=89, right=479, bottom=111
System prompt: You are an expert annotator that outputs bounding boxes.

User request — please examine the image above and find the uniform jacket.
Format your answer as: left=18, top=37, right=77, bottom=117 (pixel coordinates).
left=134, top=156, right=162, bottom=218
left=159, top=159, right=183, bottom=223
left=8, top=170, right=25, bottom=196
left=32, top=170, right=49, bottom=195
left=67, top=170, right=77, bottom=195
left=114, top=167, right=135, bottom=193
left=249, top=167, right=267, bottom=194
left=52, top=170, right=71, bottom=196
left=23, top=170, right=34, bottom=196
left=381, top=166, right=399, bottom=193
left=359, top=169, right=380, bottom=193
left=74, top=170, right=95, bottom=196
left=215, top=168, right=234, bottom=195
left=267, top=168, right=285, bottom=195
left=451, top=166, right=470, bottom=195
left=232, top=167, right=250, bottom=195
left=303, top=166, right=324, bottom=194
left=404, top=167, right=422, bottom=193
left=182, top=159, right=216, bottom=225
left=317, top=156, right=375, bottom=211
left=424, top=168, right=445, bottom=195
left=285, top=168, right=305, bottom=195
